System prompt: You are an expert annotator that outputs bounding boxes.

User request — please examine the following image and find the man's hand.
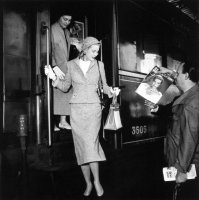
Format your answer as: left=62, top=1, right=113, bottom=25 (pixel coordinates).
left=158, top=66, right=173, bottom=74
left=144, top=100, right=159, bottom=112
left=176, top=171, right=187, bottom=183
left=53, top=66, right=65, bottom=80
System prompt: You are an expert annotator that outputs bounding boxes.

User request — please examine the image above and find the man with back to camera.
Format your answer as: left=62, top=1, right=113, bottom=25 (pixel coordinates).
left=51, top=11, right=80, bottom=130
left=149, top=63, right=199, bottom=199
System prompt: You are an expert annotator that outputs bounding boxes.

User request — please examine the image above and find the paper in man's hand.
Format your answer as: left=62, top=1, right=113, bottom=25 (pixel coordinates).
left=135, top=66, right=176, bottom=104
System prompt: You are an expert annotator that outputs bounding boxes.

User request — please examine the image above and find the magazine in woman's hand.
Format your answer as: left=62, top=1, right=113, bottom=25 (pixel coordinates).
left=135, top=66, right=177, bottom=104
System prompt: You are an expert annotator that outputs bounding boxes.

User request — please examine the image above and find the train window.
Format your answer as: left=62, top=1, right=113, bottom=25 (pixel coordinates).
left=140, top=53, right=162, bottom=74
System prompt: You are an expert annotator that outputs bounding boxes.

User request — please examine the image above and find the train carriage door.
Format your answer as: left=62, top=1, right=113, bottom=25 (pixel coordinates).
left=2, top=4, right=51, bottom=145
left=3, top=6, right=32, bottom=137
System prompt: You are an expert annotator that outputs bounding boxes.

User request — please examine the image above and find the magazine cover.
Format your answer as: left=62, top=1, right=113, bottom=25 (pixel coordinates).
left=135, top=66, right=176, bottom=104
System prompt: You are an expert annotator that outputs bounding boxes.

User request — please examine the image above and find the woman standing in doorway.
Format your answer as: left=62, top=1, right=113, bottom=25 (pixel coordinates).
left=45, top=37, right=120, bottom=197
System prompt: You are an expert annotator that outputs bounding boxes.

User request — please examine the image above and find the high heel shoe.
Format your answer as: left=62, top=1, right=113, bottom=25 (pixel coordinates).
left=83, top=183, right=93, bottom=197
left=97, top=190, right=104, bottom=197
left=59, top=122, right=71, bottom=130
left=94, top=181, right=104, bottom=197
left=54, top=125, right=60, bottom=131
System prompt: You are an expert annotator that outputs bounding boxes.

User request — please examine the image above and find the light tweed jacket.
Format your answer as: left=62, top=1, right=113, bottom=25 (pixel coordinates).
left=53, top=58, right=112, bottom=103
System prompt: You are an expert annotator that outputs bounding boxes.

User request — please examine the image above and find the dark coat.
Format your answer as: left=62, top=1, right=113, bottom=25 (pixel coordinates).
left=165, top=84, right=199, bottom=174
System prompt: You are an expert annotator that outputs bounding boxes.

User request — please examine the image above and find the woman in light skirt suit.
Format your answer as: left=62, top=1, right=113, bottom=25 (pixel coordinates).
left=45, top=37, right=120, bottom=197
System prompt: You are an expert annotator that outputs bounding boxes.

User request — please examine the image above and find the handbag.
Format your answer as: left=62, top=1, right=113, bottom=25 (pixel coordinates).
left=104, top=94, right=123, bottom=130
left=97, top=61, right=109, bottom=109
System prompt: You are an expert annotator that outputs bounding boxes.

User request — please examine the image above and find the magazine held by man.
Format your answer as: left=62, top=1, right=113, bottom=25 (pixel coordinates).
left=135, top=66, right=176, bottom=104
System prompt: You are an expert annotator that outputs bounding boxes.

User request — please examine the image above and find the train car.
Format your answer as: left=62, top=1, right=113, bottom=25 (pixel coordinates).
left=1, top=0, right=198, bottom=148
left=1, top=0, right=199, bottom=199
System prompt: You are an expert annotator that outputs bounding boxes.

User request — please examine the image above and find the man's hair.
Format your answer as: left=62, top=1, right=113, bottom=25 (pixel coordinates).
left=182, top=63, right=199, bottom=83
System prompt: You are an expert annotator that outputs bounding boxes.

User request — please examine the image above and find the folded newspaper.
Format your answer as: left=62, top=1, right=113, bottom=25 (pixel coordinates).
left=163, top=164, right=197, bottom=181
left=135, top=66, right=177, bottom=104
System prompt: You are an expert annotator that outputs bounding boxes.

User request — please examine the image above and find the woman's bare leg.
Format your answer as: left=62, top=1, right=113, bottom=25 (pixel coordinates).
left=81, top=164, right=93, bottom=196
left=90, top=162, right=104, bottom=196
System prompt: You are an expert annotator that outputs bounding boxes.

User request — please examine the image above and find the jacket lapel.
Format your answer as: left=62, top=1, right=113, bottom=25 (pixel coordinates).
left=73, top=58, right=87, bottom=78
left=64, top=29, right=71, bottom=56
left=74, top=58, right=96, bottom=77
left=87, top=60, right=96, bottom=72
left=55, top=22, right=70, bottom=59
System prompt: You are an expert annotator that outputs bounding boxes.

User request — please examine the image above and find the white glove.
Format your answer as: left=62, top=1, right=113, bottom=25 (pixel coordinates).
left=44, top=65, right=56, bottom=81
left=53, top=66, right=65, bottom=80
left=110, top=87, right=121, bottom=96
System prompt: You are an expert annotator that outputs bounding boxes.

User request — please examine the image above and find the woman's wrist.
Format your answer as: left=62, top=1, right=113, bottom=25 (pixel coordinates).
left=52, top=74, right=57, bottom=82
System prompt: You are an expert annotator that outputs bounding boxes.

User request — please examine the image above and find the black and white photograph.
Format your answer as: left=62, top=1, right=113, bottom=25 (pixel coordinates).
left=135, top=66, right=174, bottom=104
left=1, top=0, right=199, bottom=200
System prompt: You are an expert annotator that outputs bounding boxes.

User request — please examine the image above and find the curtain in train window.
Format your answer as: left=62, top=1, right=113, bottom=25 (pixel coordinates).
left=119, top=41, right=137, bottom=72
left=140, top=53, right=162, bottom=74
left=140, top=31, right=162, bottom=74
